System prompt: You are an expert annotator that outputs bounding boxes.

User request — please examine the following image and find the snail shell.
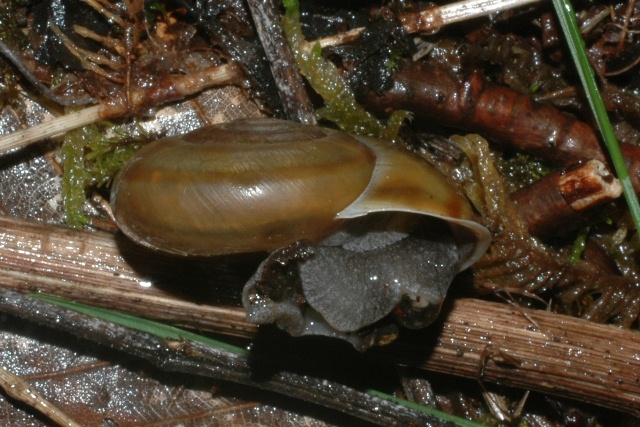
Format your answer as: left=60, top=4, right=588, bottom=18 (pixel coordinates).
left=111, top=117, right=489, bottom=269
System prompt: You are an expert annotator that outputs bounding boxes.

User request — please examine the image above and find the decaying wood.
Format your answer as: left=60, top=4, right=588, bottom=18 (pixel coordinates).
left=360, top=61, right=606, bottom=167
left=0, top=215, right=638, bottom=415
left=358, top=59, right=640, bottom=194
left=512, top=159, right=622, bottom=237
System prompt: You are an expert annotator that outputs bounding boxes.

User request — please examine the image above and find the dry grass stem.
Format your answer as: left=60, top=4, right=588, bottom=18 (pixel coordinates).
left=0, top=105, right=103, bottom=153
left=0, top=365, right=82, bottom=427
left=383, top=298, right=640, bottom=416
left=0, top=215, right=255, bottom=338
left=438, top=0, right=544, bottom=25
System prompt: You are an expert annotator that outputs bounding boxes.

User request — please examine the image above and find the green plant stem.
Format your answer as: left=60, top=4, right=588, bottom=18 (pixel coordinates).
left=551, top=0, right=640, bottom=233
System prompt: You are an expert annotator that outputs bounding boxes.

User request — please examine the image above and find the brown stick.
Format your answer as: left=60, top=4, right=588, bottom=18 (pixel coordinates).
left=379, top=298, right=640, bottom=416
left=0, top=215, right=255, bottom=338
left=0, top=215, right=638, bottom=414
left=358, top=60, right=640, bottom=195
left=512, top=159, right=622, bottom=237
left=247, top=0, right=316, bottom=125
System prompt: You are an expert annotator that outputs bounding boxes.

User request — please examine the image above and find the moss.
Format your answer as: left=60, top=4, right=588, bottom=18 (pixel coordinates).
left=61, top=122, right=150, bottom=228
left=282, top=0, right=409, bottom=141
left=495, top=152, right=553, bottom=193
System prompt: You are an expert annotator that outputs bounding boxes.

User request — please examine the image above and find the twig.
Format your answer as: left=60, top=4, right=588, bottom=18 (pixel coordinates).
left=49, top=20, right=125, bottom=82
left=512, top=159, right=622, bottom=237
left=0, top=364, right=82, bottom=427
left=359, top=61, right=607, bottom=167
left=0, top=216, right=638, bottom=414
left=310, top=0, right=545, bottom=50
left=0, top=39, right=95, bottom=107
left=246, top=0, right=316, bottom=125
left=0, top=63, right=242, bottom=155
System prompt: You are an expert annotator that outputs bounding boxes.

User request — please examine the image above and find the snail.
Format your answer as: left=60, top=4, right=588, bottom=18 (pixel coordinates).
left=111, top=117, right=490, bottom=350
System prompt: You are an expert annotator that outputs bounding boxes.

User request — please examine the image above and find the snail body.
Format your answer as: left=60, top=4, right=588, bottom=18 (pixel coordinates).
left=111, top=117, right=488, bottom=267
left=111, top=117, right=490, bottom=349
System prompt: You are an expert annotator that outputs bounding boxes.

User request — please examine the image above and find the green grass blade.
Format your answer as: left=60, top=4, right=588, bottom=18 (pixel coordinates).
left=32, top=293, right=249, bottom=356
left=551, top=0, right=640, bottom=233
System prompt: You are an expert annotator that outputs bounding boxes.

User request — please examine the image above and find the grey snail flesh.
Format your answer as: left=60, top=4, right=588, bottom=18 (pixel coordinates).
left=241, top=213, right=460, bottom=351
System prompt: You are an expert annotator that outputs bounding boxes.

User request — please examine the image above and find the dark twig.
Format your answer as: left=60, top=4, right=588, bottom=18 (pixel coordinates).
left=247, top=0, right=316, bottom=125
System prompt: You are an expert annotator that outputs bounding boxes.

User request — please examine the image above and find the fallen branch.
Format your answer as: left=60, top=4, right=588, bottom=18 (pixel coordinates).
left=247, top=0, right=316, bottom=125
left=360, top=61, right=606, bottom=166
left=0, top=215, right=638, bottom=414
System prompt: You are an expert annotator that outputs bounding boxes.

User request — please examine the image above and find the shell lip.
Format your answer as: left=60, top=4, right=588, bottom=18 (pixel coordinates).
left=335, top=133, right=491, bottom=271
left=448, top=217, right=491, bottom=270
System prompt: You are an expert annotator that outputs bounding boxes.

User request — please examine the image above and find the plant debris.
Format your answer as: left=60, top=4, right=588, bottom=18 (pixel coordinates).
left=1, top=0, right=640, bottom=425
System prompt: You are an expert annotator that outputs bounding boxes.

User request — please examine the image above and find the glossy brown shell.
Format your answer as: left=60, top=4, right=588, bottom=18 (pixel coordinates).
left=111, top=118, right=376, bottom=255
left=111, top=117, right=489, bottom=264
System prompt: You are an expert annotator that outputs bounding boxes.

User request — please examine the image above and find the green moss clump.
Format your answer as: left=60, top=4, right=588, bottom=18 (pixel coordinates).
left=495, top=152, right=552, bottom=193
left=282, top=0, right=410, bottom=141
left=61, top=123, right=150, bottom=228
